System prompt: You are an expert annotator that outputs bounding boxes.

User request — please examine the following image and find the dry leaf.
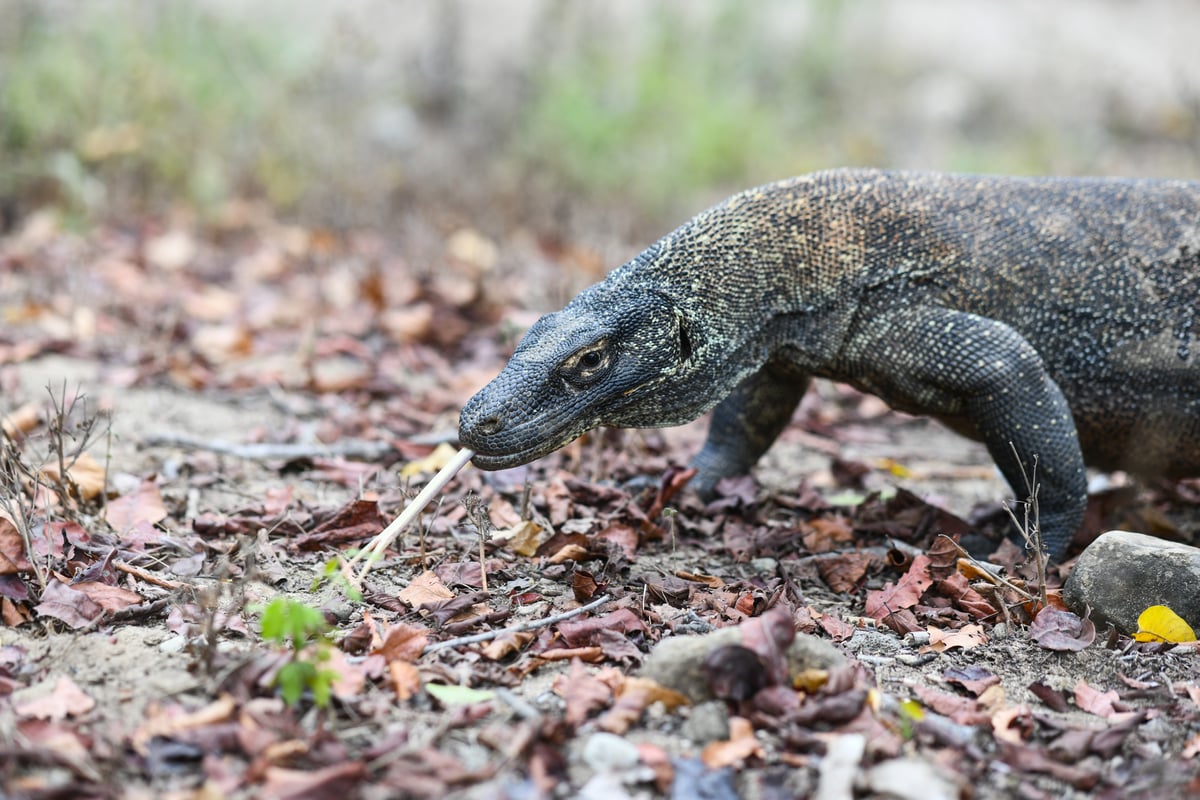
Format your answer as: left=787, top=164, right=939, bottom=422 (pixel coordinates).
left=34, top=579, right=104, bottom=628
left=14, top=676, right=95, bottom=721
left=1133, top=604, right=1197, bottom=643
left=400, top=442, right=461, bottom=478
left=397, top=571, right=455, bottom=608
left=701, top=716, right=764, bottom=769
left=390, top=661, right=421, bottom=701
left=494, top=520, right=547, bottom=557
left=0, top=514, right=32, bottom=574
left=40, top=452, right=105, bottom=502
left=1, top=402, right=42, bottom=438
left=924, top=623, right=988, bottom=652
left=102, top=480, right=168, bottom=531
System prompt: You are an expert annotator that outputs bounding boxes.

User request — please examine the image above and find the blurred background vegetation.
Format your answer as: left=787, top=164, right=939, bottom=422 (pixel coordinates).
left=2, top=0, right=1199, bottom=239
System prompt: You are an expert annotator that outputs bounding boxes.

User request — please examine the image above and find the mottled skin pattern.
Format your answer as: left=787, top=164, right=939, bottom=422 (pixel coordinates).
left=459, top=168, right=1200, bottom=558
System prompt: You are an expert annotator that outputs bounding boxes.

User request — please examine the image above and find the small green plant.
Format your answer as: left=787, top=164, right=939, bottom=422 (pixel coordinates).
left=313, top=556, right=364, bottom=603
left=258, top=598, right=339, bottom=708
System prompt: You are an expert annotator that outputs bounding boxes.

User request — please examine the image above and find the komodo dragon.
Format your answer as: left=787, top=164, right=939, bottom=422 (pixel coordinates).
left=459, top=168, right=1200, bottom=559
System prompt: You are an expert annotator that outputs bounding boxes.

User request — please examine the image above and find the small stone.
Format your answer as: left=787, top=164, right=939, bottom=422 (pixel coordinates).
left=640, top=626, right=846, bottom=704
left=581, top=732, right=640, bottom=772
left=1063, top=531, right=1200, bottom=635
left=681, top=700, right=731, bottom=744
left=750, top=557, right=778, bottom=574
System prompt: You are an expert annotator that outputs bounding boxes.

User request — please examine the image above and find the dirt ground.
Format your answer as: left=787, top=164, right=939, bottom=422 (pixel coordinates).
left=4, top=330, right=1199, bottom=798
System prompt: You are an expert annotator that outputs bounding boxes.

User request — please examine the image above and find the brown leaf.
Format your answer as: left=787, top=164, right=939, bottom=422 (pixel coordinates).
left=373, top=622, right=429, bottom=663
left=556, top=608, right=647, bottom=648
left=292, top=499, right=385, bottom=550
left=701, top=716, right=764, bottom=769
left=102, top=480, right=167, bottom=531
left=925, top=623, right=988, bottom=652
left=34, top=579, right=103, bottom=628
left=557, top=658, right=613, bottom=727
left=817, top=551, right=873, bottom=593
left=913, top=685, right=991, bottom=726
left=70, top=581, right=143, bottom=613
left=1, top=401, right=41, bottom=438
left=480, top=631, right=534, bottom=661
left=397, top=571, right=455, bottom=608
left=1073, top=680, right=1121, bottom=718
left=0, top=514, right=32, bottom=574
left=1028, top=679, right=1071, bottom=713
left=942, top=666, right=1000, bottom=697
left=40, top=452, right=105, bottom=502
left=14, top=675, right=95, bottom=721
left=935, top=572, right=999, bottom=619
left=132, top=694, right=237, bottom=755
left=864, top=554, right=932, bottom=621
left=261, top=762, right=366, bottom=800
left=390, top=660, right=421, bottom=701
left=1029, top=607, right=1095, bottom=652
left=596, top=676, right=688, bottom=733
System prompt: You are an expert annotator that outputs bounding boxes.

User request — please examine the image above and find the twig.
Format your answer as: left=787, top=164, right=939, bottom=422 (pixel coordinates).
left=347, top=447, right=475, bottom=584
left=422, top=593, right=613, bottom=654
left=114, top=560, right=186, bottom=591
left=142, top=433, right=400, bottom=461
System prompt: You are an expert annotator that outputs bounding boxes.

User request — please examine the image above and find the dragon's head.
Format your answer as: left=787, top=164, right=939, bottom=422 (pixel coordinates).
left=458, top=283, right=706, bottom=470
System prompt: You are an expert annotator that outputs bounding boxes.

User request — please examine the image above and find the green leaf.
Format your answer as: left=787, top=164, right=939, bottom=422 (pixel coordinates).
left=425, top=683, right=495, bottom=706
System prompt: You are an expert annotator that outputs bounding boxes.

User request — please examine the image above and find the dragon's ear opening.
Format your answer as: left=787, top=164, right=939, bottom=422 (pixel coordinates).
left=677, top=313, right=694, bottom=362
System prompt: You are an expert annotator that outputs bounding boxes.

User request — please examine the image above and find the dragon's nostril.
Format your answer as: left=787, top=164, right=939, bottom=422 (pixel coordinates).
left=476, top=415, right=503, bottom=436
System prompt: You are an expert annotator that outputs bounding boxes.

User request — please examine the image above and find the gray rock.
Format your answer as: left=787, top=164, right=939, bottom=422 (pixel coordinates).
left=681, top=700, right=731, bottom=744
left=1063, top=531, right=1200, bottom=635
left=640, top=626, right=846, bottom=704
left=581, top=732, right=641, bottom=772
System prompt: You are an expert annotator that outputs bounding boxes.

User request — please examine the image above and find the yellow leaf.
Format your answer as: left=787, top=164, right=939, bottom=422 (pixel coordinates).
left=399, top=442, right=460, bottom=478
left=876, top=457, right=911, bottom=478
left=492, top=520, right=547, bottom=557
left=1133, top=605, right=1197, bottom=643
left=793, top=668, right=829, bottom=693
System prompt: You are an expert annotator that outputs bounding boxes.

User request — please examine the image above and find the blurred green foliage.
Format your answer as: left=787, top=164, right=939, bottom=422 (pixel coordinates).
left=0, top=1, right=1195, bottom=229
left=0, top=3, right=321, bottom=219
left=519, top=2, right=849, bottom=213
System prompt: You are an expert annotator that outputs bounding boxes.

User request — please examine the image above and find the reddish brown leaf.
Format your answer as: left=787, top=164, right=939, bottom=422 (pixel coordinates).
left=1073, top=680, right=1122, bottom=718
left=556, top=608, right=647, bottom=648
left=557, top=658, right=613, bottom=727
left=935, top=572, right=999, bottom=619
left=700, top=716, right=764, bottom=769
left=1029, top=607, right=1095, bottom=652
left=374, top=621, right=429, bottom=663
left=397, top=571, right=455, bottom=608
left=390, top=661, right=421, bottom=701
left=291, top=499, right=385, bottom=550
left=864, top=554, right=932, bottom=621
left=14, top=676, right=95, bottom=721
left=912, top=685, right=990, bottom=725
left=102, top=480, right=167, bottom=531
left=1028, top=679, right=1071, bottom=713
left=594, top=522, right=639, bottom=559
left=34, top=579, right=103, bottom=628
left=70, top=581, right=143, bottom=613
left=942, top=666, right=1000, bottom=697
left=0, top=516, right=31, bottom=575
left=261, top=761, right=366, bottom=800
left=817, top=551, right=873, bottom=593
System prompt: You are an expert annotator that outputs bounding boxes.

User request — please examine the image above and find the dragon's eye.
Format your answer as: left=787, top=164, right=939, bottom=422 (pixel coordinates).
left=559, top=339, right=611, bottom=388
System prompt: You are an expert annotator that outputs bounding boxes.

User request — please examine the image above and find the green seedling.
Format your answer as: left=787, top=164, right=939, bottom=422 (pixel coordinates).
left=258, top=598, right=339, bottom=708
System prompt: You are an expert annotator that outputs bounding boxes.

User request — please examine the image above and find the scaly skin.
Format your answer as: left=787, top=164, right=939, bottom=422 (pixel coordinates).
left=459, top=169, right=1200, bottom=559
